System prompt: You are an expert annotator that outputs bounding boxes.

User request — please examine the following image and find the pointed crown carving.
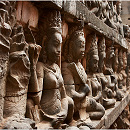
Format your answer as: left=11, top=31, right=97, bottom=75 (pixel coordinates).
left=47, top=10, right=62, bottom=34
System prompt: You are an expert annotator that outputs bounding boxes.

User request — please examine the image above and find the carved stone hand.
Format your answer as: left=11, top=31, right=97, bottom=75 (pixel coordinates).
left=28, top=43, right=41, bottom=67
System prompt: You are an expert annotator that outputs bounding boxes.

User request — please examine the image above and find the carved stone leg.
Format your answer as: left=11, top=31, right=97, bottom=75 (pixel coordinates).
left=86, top=98, right=105, bottom=120
left=65, top=96, right=74, bottom=124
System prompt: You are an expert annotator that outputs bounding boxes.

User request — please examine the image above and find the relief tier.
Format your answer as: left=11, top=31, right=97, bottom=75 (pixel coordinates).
left=32, top=0, right=128, bottom=50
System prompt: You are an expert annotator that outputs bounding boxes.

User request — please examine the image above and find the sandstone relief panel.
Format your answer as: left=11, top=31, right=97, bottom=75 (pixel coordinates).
left=0, top=1, right=129, bottom=129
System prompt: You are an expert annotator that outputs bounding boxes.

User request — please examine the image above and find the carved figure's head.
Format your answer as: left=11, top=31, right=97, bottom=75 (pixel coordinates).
left=87, top=33, right=99, bottom=73
left=42, top=10, right=62, bottom=63
left=63, top=25, right=85, bottom=63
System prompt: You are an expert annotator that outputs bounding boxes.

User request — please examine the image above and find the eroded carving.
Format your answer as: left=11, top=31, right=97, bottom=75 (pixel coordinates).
left=0, top=1, right=14, bottom=120
left=62, top=26, right=105, bottom=127
left=104, top=46, right=123, bottom=101
left=86, top=33, right=102, bottom=105
left=26, top=11, right=73, bottom=129
left=96, top=37, right=116, bottom=109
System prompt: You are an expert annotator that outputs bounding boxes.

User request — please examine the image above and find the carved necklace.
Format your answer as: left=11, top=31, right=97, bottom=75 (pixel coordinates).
left=43, top=63, right=60, bottom=80
left=44, top=63, right=56, bottom=73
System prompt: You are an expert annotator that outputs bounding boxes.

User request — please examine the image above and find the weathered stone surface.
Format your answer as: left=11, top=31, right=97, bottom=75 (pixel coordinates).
left=54, top=0, right=128, bottom=49
left=0, top=114, right=35, bottom=129
left=16, top=1, right=39, bottom=28
left=110, top=105, right=130, bottom=129
left=0, top=1, right=16, bottom=120
left=104, top=93, right=130, bottom=128
left=0, top=1, right=129, bottom=129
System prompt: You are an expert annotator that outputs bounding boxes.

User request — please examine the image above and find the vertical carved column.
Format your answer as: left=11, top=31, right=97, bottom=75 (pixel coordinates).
left=0, top=1, right=15, bottom=120
left=3, top=24, right=30, bottom=118
left=0, top=2, right=35, bottom=128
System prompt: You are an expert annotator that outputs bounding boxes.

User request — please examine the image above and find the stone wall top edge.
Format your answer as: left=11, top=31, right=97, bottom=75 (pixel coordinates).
left=48, top=0, right=128, bottom=50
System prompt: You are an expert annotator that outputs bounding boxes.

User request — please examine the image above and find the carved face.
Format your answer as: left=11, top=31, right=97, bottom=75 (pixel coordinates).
left=90, top=55, right=99, bottom=72
left=72, top=35, right=85, bottom=61
left=46, top=32, right=62, bottom=63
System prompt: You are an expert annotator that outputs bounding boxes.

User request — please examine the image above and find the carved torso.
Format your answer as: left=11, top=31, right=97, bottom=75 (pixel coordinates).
left=39, top=62, right=63, bottom=115
left=62, top=61, right=88, bottom=94
left=96, top=73, right=108, bottom=89
left=88, top=73, right=101, bottom=102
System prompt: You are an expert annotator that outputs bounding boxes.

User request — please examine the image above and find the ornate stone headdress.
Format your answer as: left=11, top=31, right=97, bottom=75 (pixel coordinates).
left=63, top=24, right=84, bottom=62
left=87, top=33, right=98, bottom=56
left=46, top=10, right=62, bottom=34
left=98, top=37, right=106, bottom=53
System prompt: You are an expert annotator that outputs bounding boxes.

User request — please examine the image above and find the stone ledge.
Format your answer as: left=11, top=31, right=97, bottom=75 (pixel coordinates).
left=50, top=0, right=128, bottom=50
left=89, top=92, right=130, bottom=129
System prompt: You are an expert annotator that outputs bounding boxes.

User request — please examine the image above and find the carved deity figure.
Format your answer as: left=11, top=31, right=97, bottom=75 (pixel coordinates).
left=96, top=37, right=116, bottom=109
left=118, top=49, right=127, bottom=92
left=104, top=46, right=123, bottom=101
left=62, top=26, right=105, bottom=125
left=121, top=52, right=127, bottom=90
left=86, top=0, right=100, bottom=16
left=116, top=1, right=124, bottom=37
left=86, top=33, right=102, bottom=104
left=99, top=0, right=111, bottom=22
left=113, top=48, right=123, bottom=94
left=26, top=11, right=73, bottom=129
left=104, top=1, right=117, bottom=30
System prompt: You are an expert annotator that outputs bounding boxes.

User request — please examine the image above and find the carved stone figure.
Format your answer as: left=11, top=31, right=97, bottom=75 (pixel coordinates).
left=99, top=0, right=111, bottom=22
left=86, top=0, right=100, bottom=16
left=104, top=46, right=123, bottom=101
left=116, top=1, right=124, bottom=36
left=86, top=33, right=102, bottom=104
left=62, top=26, right=105, bottom=125
left=0, top=1, right=15, bottom=120
left=26, top=11, right=73, bottom=129
left=96, top=37, right=116, bottom=109
left=104, top=1, right=117, bottom=30
left=121, top=52, right=127, bottom=90
left=118, top=49, right=127, bottom=92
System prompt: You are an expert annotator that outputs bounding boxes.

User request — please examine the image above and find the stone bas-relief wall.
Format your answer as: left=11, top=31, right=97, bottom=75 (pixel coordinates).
left=0, top=1, right=129, bottom=129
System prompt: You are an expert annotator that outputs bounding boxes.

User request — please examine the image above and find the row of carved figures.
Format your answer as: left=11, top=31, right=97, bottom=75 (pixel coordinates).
left=0, top=2, right=128, bottom=129
left=80, top=0, right=130, bottom=38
